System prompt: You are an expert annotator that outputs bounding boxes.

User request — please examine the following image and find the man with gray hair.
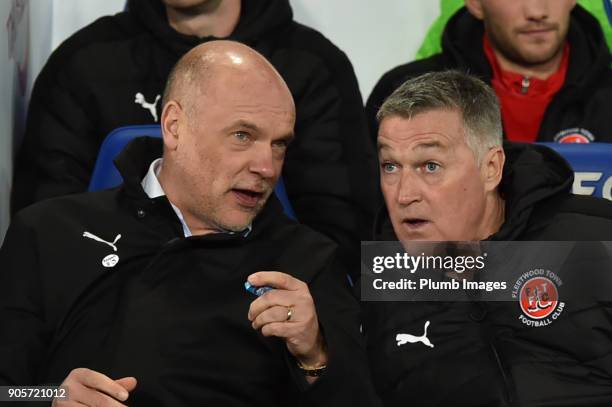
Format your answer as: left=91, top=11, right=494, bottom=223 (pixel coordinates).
left=374, top=70, right=612, bottom=242
left=364, top=71, right=612, bottom=405
left=377, top=70, right=506, bottom=242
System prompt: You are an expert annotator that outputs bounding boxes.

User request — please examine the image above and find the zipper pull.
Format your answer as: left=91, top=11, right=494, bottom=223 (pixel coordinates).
left=521, top=76, right=530, bottom=94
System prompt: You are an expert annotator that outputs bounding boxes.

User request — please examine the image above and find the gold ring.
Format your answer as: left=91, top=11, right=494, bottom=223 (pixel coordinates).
left=286, top=306, right=294, bottom=322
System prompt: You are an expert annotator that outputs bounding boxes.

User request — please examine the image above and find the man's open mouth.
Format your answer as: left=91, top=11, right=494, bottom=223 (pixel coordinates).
left=402, top=218, right=430, bottom=229
left=232, top=188, right=265, bottom=208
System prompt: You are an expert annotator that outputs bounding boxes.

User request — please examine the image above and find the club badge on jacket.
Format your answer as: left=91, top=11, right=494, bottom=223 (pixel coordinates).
left=82, top=231, right=121, bottom=268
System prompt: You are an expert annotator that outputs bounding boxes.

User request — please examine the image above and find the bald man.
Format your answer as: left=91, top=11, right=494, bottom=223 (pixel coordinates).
left=13, top=0, right=377, bottom=276
left=0, top=41, right=379, bottom=406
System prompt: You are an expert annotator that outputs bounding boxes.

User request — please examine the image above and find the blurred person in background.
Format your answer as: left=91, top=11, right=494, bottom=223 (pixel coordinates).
left=367, top=0, right=612, bottom=145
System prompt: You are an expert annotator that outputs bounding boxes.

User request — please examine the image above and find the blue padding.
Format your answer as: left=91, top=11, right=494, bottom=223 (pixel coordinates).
left=89, top=125, right=298, bottom=220
left=538, top=142, right=612, bottom=200
left=605, top=0, right=612, bottom=26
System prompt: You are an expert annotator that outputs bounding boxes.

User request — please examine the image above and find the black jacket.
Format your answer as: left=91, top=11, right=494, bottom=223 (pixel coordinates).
left=364, top=143, right=612, bottom=406
left=366, top=6, right=612, bottom=143
left=1, top=137, right=380, bottom=406
left=12, top=0, right=377, bottom=265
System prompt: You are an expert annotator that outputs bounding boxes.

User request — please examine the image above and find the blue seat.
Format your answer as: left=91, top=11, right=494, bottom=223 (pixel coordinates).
left=88, top=125, right=297, bottom=219
left=538, top=142, right=612, bottom=201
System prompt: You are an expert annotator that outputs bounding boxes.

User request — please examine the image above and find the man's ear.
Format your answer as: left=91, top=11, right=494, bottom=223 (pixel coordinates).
left=160, top=100, right=182, bottom=151
left=464, top=0, right=485, bottom=20
left=481, top=146, right=505, bottom=193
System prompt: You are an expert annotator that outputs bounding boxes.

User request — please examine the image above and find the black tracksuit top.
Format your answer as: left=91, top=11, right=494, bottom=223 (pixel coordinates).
left=364, top=142, right=612, bottom=407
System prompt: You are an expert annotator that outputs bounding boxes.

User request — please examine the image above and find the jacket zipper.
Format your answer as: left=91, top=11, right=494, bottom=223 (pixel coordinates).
left=490, top=342, right=516, bottom=404
left=521, top=76, right=530, bottom=94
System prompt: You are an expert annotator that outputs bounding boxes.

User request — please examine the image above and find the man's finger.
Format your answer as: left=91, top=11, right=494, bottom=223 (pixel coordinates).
left=252, top=305, right=294, bottom=329
left=248, top=289, right=294, bottom=321
left=65, top=382, right=128, bottom=407
left=53, top=399, right=88, bottom=407
left=248, top=271, right=305, bottom=291
left=115, top=377, right=137, bottom=393
left=260, top=321, right=296, bottom=339
left=73, top=368, right=129, bottom=401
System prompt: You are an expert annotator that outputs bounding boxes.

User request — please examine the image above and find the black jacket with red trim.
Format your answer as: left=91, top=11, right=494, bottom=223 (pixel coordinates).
left=366, top=6, right=612, bottom=144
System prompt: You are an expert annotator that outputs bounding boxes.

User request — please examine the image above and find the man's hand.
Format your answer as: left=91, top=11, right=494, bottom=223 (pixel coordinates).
left=52, top=368, right=137, bottom=406
left=247, top=272, right=327, bottom=369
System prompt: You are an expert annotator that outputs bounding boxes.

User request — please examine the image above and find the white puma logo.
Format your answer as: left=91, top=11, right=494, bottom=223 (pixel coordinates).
left=396, top=320, right=434, bottom=348
left=82, top=231, right=121, bottom=252
left=134, top=92, right=161, bottom=122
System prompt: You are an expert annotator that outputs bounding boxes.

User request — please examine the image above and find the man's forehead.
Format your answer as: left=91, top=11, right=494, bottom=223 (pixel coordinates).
left=378, top=136, right=450, bottom=153
left=378, top=111, right=465, bottom=152
left=207, top=75, right=295, bottom=114
left=223, top=118, right=295, bottom=139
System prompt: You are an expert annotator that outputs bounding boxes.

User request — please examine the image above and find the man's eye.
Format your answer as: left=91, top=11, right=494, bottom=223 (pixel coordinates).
left=234, top=131, right=250, bottom=142
left=382, top=162, right=398, bottom=173
left=272, top=140, right=288, bottom=149
left=424, top=162, right=440, bottom=173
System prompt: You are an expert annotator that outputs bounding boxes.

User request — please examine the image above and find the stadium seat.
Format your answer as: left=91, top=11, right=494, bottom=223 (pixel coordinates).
left=88, top=125, right=298, bottom=219
left=538, top=142, right=612, bottom=201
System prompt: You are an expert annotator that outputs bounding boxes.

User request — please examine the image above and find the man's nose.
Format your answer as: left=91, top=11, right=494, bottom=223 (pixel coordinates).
left=524, top=0, right=549, bottom=21
left=397, top=171, right=422, bottom=206
left=249, top=144, right=279, bottom=180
